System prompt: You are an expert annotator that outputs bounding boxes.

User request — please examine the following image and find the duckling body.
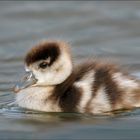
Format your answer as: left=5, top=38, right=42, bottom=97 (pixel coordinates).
left=15, top=40, right=140, bottom=114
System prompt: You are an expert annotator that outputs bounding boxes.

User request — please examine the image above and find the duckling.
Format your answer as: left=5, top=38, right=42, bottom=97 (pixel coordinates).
left=13, top=39, right=140, bottom=114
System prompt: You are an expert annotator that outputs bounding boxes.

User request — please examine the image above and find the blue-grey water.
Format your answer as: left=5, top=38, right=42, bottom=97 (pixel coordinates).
left=1, top=1, right=140, bottom=139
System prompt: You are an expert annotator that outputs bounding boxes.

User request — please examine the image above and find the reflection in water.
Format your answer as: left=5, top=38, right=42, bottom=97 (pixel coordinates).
left=1, top=1, right=140, bottom=139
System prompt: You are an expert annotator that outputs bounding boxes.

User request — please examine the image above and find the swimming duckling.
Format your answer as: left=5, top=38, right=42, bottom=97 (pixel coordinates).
left=14, top=39, right=140, bottom=114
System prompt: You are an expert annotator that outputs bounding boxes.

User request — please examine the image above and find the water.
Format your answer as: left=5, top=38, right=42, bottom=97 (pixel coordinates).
left=1, top=1, right=140, bottom=139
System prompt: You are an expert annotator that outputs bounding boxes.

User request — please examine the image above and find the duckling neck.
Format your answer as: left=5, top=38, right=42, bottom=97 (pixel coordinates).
left=49, top=71, right=81, bottom=112
left=53, top=71, right=76, bottom=98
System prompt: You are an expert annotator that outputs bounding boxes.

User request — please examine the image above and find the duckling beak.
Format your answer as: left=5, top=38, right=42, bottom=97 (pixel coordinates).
left=13, top=71, right=37, bottom=93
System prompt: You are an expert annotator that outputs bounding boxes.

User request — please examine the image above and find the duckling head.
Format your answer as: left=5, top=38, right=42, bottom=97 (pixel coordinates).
left=24, top=39, right=73, bottom=87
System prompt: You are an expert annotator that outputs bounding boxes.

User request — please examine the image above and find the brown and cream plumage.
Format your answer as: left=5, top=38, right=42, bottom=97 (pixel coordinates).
left=13, top=39, right=140, bottom=114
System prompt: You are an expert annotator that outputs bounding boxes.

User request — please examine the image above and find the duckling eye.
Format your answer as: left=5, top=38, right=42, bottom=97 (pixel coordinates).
left=39, top=62, right=48, bottom=69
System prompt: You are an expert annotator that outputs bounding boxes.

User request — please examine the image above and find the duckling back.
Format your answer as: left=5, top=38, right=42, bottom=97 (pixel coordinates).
left=51, top=61, right=140, bottom=114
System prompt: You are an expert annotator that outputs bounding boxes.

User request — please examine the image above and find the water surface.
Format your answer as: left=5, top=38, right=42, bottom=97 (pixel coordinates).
left=1, top=1, right=140, bottom=139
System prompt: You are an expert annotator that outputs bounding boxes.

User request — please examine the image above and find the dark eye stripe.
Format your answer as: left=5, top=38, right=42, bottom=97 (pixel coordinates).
left=25, top=42, right=60, bottom=66
left=39, top=62, right=48, bottom=69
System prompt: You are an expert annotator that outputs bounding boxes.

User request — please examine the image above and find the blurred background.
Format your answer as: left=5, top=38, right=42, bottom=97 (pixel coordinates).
left=1, top=1, right=140, bottom=139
